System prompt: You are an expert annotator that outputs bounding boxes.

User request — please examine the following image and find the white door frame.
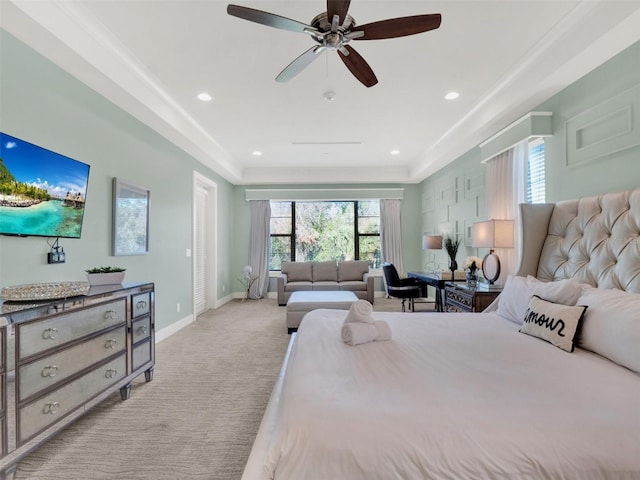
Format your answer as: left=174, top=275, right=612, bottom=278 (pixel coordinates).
left=192, top=171, right=218, bottom=316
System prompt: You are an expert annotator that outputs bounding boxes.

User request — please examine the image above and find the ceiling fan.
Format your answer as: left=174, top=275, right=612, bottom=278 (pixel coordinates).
left=227, top=1, right=441, bottom=87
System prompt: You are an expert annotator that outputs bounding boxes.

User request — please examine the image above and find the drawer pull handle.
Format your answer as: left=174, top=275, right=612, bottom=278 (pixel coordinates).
left=104, top=309, right=117, bottom=320
left=42, top=327, right=59, bottom=340
left=105, top=339, right=118, bottom=349
left=136, top=300, right=148, bottom=310
left=137, top=325, right=149, bottom=334
left=43, top=402, right=60, bottom=415
left=41, top=365, right=58, bottom=378
left=105, top=368, right=118, bottom=379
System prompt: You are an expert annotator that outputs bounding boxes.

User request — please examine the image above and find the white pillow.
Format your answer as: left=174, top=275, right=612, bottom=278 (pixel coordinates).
left=519, top=295, right=587, bottom=352
left=530, top=276, right=584, bottom=306
left=576, top=286, right=640, bottom=374
left=495, top=275, right=541, bottom=324
left=496, top=276, right=586, bottom=324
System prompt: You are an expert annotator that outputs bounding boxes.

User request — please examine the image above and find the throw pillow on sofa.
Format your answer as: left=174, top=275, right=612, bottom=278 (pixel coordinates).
left=338, top=261, right=369, bottom=282
left=281, top=261, right=312, bottom=282
left=313, top=261, right=338, bottom=282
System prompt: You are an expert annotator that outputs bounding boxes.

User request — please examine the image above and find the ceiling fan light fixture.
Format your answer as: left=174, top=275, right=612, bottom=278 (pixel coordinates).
left=323, top=91, right=337, bottom=102
left=445, top=91, right=460, bottom=100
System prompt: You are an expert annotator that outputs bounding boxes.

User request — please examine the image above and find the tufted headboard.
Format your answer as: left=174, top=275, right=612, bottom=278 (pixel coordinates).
left=515, top=189, right=640, bottom=293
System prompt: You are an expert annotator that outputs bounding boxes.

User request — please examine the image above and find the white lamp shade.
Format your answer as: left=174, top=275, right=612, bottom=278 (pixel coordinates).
left=422, top=235, right=443, bottom=250
left=471, top=220, right=514, bottom=248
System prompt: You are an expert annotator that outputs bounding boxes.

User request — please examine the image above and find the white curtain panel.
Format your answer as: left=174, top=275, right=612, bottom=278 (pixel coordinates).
left=248, top=200, right=271, bottom=298
left=485, top=141, right=527, bottom=285
left=380, top=199, right=404, bottom=275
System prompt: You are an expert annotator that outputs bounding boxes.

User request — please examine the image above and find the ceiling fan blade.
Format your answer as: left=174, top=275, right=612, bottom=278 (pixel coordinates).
left=227, top=4, right=311, bottom=34
left=327, top=0, right=351, bottom=26
left=276, top=46, right=325, bottom=82
left=354, top=14, right=442, bottom=40
left=338, top=45, right=378, bottom=88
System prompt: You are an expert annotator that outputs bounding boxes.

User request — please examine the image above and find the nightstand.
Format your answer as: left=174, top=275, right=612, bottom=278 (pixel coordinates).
left=444, top=283, right=502, bottom=313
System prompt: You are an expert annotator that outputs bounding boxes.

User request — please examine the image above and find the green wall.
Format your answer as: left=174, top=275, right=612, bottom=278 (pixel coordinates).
left=419, top=41, right=640, bottom=269
left=537, top=41, right=640, bottom=201
left=0, top=31, right=235, bottom=331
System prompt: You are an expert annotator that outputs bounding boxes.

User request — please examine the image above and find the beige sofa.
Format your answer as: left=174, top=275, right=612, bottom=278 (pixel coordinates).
left=277, top=260, right=374, bottom=306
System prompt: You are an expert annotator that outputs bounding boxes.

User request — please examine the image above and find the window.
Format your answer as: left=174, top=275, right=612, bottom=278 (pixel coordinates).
left=526, top=137, right=546, bottom=204
left=269, top=202, right=293, bottom=271
left=269, top=200, right=381, bottom=270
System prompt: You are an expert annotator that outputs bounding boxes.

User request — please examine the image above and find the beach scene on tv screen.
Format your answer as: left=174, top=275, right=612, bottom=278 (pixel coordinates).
left=0, top=133, right=90, bottom=238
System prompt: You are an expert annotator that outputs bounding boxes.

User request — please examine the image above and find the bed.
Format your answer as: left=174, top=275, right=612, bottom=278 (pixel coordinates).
left=244, top=188, right=640, bottom=480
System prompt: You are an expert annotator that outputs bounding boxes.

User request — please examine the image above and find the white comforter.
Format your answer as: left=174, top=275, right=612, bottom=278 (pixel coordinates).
left=265, top=309, right=640, bottom=479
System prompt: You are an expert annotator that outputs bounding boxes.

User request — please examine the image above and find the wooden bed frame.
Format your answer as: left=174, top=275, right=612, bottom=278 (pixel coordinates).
left=242, top=188, right=639, bottom=479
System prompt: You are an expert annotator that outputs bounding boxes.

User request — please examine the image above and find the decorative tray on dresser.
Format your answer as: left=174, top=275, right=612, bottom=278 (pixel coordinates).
left=0, top=281, right=155, bottom=480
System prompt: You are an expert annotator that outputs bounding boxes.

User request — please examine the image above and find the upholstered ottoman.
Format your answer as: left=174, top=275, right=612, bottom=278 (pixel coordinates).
left=286, top=291, right=358, bottom=333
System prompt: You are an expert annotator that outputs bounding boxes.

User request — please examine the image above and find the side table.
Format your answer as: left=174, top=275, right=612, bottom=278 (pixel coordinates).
left=444, top=283, right=501, bottom=313
left=241, top=274, right=260, bottom=301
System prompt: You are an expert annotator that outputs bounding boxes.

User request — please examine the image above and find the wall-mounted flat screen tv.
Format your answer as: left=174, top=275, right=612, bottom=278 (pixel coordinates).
left=0, top=132, right=90, bottom=238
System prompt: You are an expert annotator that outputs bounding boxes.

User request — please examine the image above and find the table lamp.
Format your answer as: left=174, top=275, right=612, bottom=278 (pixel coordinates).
left=471, top=220, right=514, bottom=284
left=422, top=234, right=442, bottom=272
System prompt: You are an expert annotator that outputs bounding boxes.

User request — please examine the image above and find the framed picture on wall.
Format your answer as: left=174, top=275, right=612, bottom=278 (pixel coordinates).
left=112, top=178, right=150, bottom=256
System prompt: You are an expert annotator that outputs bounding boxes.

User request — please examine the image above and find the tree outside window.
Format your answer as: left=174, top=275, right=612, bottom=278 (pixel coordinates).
left=269, top=200, right=381, bottom=270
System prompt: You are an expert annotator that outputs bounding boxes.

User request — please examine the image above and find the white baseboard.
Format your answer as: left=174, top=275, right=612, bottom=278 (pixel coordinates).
left=155, top=314, right=194, bottom=343
left=214, top=293, right=235, bottom=308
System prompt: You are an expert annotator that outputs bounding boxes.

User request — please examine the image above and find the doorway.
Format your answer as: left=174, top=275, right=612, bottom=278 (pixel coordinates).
left=193, top=172, right=217, bottom=316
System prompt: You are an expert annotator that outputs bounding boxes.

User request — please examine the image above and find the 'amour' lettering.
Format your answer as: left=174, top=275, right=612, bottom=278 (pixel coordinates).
left=523, top=308, right=566, bottom=336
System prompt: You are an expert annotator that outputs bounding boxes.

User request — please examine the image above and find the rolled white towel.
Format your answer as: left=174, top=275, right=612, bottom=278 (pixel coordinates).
left=342, top=322, right=379, bottom=346
left=374, top=320, right=392, bottom=341
left=344, top=300, right=374, bottom=324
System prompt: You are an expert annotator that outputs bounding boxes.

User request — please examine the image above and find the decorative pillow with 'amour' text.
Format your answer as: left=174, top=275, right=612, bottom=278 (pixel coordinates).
left=519, top=295, right=588, bottom=352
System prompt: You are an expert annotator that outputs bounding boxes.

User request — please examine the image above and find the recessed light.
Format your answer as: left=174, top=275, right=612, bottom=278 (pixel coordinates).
left=445, top=91, right=460, bottom=100
left=390, top=149, right=400, bottom=156
left=197, top=92, right=213, bottom=102
left=252, top=151, right=263, bottom=156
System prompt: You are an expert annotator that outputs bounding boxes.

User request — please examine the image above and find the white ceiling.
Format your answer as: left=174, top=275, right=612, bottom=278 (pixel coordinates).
left=2, top=1, right=640, bottom=185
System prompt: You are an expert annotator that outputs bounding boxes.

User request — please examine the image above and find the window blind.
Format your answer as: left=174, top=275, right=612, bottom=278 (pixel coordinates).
left=527, top=137, right=546, bottom=204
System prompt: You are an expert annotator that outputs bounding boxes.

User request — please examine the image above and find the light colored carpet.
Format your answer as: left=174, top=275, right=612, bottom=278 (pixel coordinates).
left=13, top=296, right=422, bottom=479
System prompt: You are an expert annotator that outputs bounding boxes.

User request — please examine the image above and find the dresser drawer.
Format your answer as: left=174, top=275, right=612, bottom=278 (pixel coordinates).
left=18, top=326, right=127, bottom=402
left=132, top=317, right=151, bottom=344
left=132, top=293, right=151, bottom=319
left=132, top=341, right=152, bottom=371
left=18, top=354, right=126, bottom=445
left=446, top=289, right=473, bottom=309
left=18, top=299, right=126, bottom=359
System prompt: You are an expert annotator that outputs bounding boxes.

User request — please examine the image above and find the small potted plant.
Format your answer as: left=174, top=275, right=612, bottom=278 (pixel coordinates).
left=85, top=266, right=126, bottom=286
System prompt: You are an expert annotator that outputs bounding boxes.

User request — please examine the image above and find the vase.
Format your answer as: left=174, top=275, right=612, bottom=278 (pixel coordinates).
left=466, top=269, right=478, bottom=288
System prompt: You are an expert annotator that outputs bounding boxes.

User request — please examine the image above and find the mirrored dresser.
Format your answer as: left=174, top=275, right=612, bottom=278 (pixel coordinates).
left=0, top=282, right=154, bottom=479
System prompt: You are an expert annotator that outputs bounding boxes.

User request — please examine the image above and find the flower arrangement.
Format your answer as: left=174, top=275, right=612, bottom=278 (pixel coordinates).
left=462, top=256, right=483, bottom=272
